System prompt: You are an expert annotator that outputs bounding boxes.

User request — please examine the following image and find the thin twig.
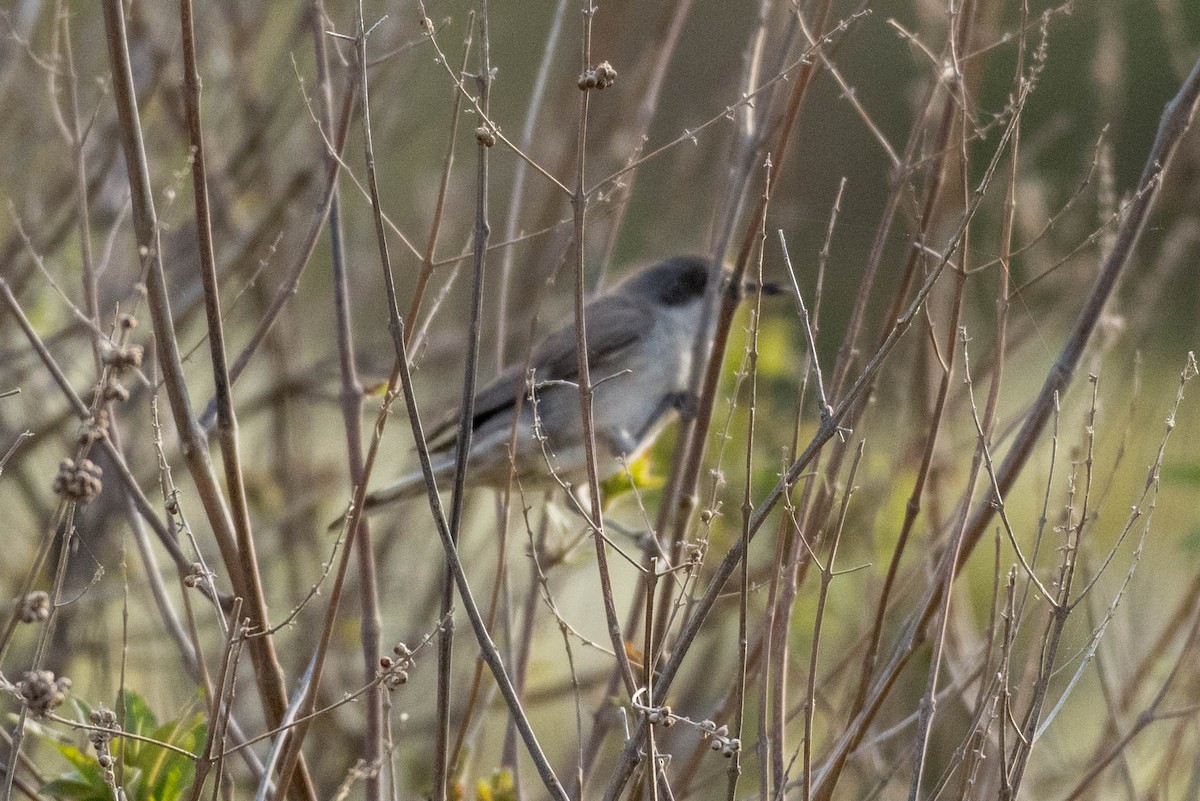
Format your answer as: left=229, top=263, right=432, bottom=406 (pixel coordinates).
left=432, top=6, right=493, bottom=799
left=804, top=442, right=863, bottom=801
left=571, top=0, right=639, bottom=706
left=309, top=4, right=384, bottom=796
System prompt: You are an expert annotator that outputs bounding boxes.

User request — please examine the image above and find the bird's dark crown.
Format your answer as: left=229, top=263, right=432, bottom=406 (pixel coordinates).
left=623, top=255, right=710, bottom=307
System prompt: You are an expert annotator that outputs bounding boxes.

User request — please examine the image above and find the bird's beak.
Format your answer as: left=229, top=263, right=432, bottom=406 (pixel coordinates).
left=740, top=280, right=788, bottom=298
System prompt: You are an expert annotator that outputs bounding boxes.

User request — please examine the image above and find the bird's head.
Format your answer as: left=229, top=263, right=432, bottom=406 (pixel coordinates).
left=621, top=255, right=785, bottom=311
left=621, top=255, right=711, bottom=309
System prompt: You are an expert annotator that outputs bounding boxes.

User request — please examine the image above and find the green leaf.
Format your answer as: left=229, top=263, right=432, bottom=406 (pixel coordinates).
left=44, top=743, right=99, bottom=777
left=40, top=777, right=107, bottom=801
left=30, top=691, right=201, bottom=801
left=119, top=691, right=159, bottom=766
left=134, top=714, right=204, bottom=801
left=24, top=716, right=105, bottom=801
left=38, top=743, right=108, bottom=801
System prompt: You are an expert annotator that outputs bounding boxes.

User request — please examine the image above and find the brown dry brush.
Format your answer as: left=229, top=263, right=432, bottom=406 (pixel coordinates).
left=2, top=2, right=1200, bottom=801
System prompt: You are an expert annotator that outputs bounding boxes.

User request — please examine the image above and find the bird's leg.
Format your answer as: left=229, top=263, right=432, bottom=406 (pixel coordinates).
left=622, top=392, right=695, bottom=451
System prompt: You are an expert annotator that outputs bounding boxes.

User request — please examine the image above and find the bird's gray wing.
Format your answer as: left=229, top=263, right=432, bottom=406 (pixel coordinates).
left=425, top=361, right=527, bottom=452
left=425, top=294, right=649, bottom=451
left=531, top=294, right=649, bottom=383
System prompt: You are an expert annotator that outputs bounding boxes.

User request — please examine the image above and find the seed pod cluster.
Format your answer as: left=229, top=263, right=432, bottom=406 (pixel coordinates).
left=52, top=458, right=103, bottom=502
left=16, top=670, right=71, bottom=717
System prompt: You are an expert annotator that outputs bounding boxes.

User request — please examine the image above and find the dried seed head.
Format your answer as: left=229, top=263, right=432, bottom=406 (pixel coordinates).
left=102, top=380, right=130, bottom=404
left=593, top=61, right=617, bottom=88
left=99, top=340, right=143, bottom=373
left=183, top=562, right=205, bottom=588
left=89, top=705, right=119, bottom=754
left=578, top=61, right=617, bottom=91
left=19, top=591, right=50, bottom=623
left=16, top=670, right=71, bottom=717
left=382, top=669, right=409, bottom=690
left=52, top=458, right=103, bottom=502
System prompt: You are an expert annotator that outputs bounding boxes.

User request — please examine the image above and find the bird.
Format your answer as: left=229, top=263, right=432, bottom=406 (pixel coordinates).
left=335, top=255, right=767, bottom=525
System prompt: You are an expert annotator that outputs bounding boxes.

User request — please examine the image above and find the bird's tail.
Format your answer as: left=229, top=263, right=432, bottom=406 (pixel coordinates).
left=327, top=457, right=454, bottom=531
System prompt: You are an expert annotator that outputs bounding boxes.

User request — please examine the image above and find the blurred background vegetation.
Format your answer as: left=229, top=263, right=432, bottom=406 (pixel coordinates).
left=3, top=1, right=1200, bottom=800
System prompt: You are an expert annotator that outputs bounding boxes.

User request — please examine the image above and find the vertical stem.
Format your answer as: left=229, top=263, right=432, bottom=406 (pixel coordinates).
left=434, top=6, right=492, bottom=800
left=57, top=5, right=99, bottom=371
left=308, top=3, right=384, bottom=799
left=803, top=444, right=862, bottom=801
left=179, top=0, right=259, bottom=581
left=907, top=11, right=979, bottom=792
left=572, top=0, right=639, bottom=700
left=643, top=563, right=658, bottom=801
left=728, top=159, right=770, bottom=801
left=270, top=7, right=392, bottom=798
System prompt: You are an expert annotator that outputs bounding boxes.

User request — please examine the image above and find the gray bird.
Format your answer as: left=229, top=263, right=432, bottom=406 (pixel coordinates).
left=343, top=255, right=761, bottom=522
